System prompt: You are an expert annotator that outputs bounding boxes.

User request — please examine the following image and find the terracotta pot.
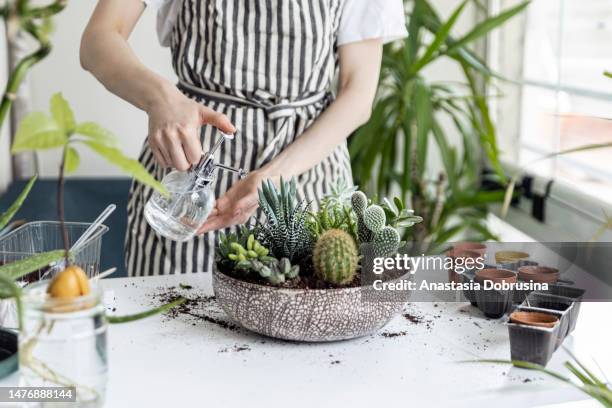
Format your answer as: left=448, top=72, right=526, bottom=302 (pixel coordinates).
left=475, top=268, right=517, bottom=284
left=447, top=249, right=481, bottom=284
left=518, top=266, right=560, bottom=284
left=495, top=251, right=530, bottom=264
left=452, top=242, right=487, bottom=256
left=510, top=311, right=559, bottom=328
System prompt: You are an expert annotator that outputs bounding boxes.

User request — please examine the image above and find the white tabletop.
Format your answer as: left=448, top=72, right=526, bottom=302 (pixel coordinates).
left=1, top=273, right=610, bottom=408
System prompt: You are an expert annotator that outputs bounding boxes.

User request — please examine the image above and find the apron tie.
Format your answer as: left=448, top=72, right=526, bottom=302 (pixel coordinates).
left=177, top=79, right=330, bottom=166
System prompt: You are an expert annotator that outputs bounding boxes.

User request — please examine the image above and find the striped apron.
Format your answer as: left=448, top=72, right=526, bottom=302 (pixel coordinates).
left=126, top=0, right=353, bottom=276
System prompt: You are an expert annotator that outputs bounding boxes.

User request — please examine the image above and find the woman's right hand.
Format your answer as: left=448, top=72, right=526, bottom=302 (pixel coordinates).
left=146, top=88, right=235, bottom=171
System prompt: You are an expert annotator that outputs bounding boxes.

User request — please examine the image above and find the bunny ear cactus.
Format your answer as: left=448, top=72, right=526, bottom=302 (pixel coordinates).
left=313, top=229, right=359, bottom=285
left=351, top=191, right=422, bottom=258
left=373, top=226, right=401, bottom=259
left=351, top=191, right=374, bottom=243
left=363, top=205, right=386, bottom=233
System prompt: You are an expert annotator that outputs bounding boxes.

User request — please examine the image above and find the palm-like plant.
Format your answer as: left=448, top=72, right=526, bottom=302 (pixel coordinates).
left=350, top=0, right=529, bottom=254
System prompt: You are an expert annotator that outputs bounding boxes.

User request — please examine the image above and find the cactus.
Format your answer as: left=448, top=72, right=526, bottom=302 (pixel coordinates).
left=363, top=205, right=386, bottom=233
left=313, top=229, right=359, bottom=285
left=351, top=191, right=368, bottom=215
left=247, top=258, right=300, bottom=285
left=352, top=191, right=374, bottom=243
left=373, top=226, right=401, bottom=258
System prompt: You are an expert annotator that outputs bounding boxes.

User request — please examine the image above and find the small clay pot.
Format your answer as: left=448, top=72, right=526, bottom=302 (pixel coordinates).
left=510, top=311, right=558, bottom=328
left=475, top=268, right=517, bottom=284
left=495, top=251, right=530, bottom=264
left=518, top=266, right=560, bottom=284
left=447, top=249, right=481, bottom=284
left=507, top=308, right=562, bottom=366
left=452, top=242, right=487, bottom=256
left=523, top=292, right=573, bottom=340
left=474, top=269, right=517, bottom=318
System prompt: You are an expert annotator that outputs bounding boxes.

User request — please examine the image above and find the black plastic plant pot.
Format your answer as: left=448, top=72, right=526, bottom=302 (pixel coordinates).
left=0, top=329, right=17, bottom=379
left=536, top=285, right=584, bottom=333
left=461, top=271, right=478, bottom=306
left=523, top=292, right=573, bottom=340
left=506, top=309, right=561, bottom=366
left=475, top=287, right=514, bottom=319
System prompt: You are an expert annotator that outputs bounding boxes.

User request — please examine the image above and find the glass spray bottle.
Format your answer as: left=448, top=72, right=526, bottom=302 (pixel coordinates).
left=144, top=131, right=247, bottom=241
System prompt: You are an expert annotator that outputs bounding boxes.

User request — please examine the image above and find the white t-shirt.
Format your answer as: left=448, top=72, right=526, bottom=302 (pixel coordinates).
left=143, top=0, right=408, bottom=47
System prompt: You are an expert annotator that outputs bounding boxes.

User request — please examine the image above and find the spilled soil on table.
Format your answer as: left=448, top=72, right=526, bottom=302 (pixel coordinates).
left=151, top=287, right=241, bottom=332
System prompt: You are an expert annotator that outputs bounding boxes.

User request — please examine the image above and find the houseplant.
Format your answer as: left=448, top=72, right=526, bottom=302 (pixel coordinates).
left=0, top=94, right=176, bottom=401
left=349, top=0, right=530, bottom=254
left=213, top=178, right=422, bottom=342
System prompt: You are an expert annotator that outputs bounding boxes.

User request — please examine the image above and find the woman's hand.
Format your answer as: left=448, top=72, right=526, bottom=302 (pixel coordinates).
left=197, top=171, right=278, bottom=234
left=147, top=89, right=235, bottom=171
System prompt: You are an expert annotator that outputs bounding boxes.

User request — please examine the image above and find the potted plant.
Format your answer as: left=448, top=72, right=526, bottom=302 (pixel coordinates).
left=212, top=178, right=422, bottom=342
left=349, top=0, right=530, bottom=254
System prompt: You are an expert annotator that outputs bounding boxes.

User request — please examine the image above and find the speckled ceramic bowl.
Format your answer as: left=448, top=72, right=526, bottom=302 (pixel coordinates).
left=212, top=267, right=412, bottom=342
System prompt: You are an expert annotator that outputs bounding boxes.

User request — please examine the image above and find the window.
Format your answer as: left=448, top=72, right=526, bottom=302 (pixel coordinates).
left=491, top=0, right=612, bottom=204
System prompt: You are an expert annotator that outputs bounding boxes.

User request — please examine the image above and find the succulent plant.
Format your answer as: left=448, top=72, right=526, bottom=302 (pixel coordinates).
left=381, top=197, right=423, bottom=228
left=216, top=226, right=273, bottom=271
left=257, top=177, right=313, bottom=264
left=351, top=191, right=374, bottom=243
left=363, top=205, right=386, bottom=233
left=307, top=180, right=358, bottom=241
left=246, top=257, right=300, bottom=285
left=373, top=226, right=401, bottom=259
left=313, top=229, right=359, bottom=285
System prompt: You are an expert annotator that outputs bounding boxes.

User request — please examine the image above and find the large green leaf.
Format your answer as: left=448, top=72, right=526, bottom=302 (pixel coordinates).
left=75, top=121, right=119, bottom=146
left=446, top=1, right=531, bottom=54
left=411, top=0, right=468, bottom=74
left=0, top=250, right=66, bottom=281
left=81, top=140, right=167, bottom=195
left=0, top=175, right=36, bottom=231
left=414, top=80, right=432, bottom=176
left=64, top=146, right=80, bottom=174
left=11, top=112, right=66, bottom=153
left=50, top=92, right=76, bottom=134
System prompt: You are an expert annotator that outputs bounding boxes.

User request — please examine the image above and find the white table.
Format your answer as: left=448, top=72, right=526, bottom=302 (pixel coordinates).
left=1, top=273, right=610, bottom=407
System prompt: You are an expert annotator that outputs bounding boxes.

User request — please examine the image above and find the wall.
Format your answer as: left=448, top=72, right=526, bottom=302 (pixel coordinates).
left=28, top=1, right=176, bottom=178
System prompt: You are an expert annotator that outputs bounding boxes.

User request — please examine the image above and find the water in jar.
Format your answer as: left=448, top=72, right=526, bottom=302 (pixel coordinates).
left=19, top=283, right=107, bottom=407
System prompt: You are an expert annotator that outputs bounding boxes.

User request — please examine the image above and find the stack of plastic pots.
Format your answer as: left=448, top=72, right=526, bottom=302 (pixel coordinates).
left=506, top=286, right=585, bottom=366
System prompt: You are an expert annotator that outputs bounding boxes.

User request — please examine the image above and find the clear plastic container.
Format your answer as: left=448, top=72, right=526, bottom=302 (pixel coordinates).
left=20, top=281, right=107, bottom=407
left=0, top=221, right=108, bottom=280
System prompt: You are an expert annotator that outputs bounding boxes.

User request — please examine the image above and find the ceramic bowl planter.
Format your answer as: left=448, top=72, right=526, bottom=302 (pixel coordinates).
left=212, top=266, right=412, bottom=342
left=474, top=268, right=517, bottom=318
left=523, top=292, right=574, bottom=340
left=507, top=308, right=562, bottom=366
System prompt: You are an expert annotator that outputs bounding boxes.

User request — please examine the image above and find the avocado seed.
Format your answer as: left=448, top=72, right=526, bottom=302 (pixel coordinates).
left=47, top=265, right=91, bottom=298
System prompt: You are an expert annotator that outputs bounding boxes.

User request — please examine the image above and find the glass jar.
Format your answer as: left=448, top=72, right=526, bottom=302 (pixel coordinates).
left=19, top=281, right=107, bottom=407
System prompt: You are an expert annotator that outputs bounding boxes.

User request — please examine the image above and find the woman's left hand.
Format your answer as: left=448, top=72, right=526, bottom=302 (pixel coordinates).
left=197, top=171, right=277, bottom=234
